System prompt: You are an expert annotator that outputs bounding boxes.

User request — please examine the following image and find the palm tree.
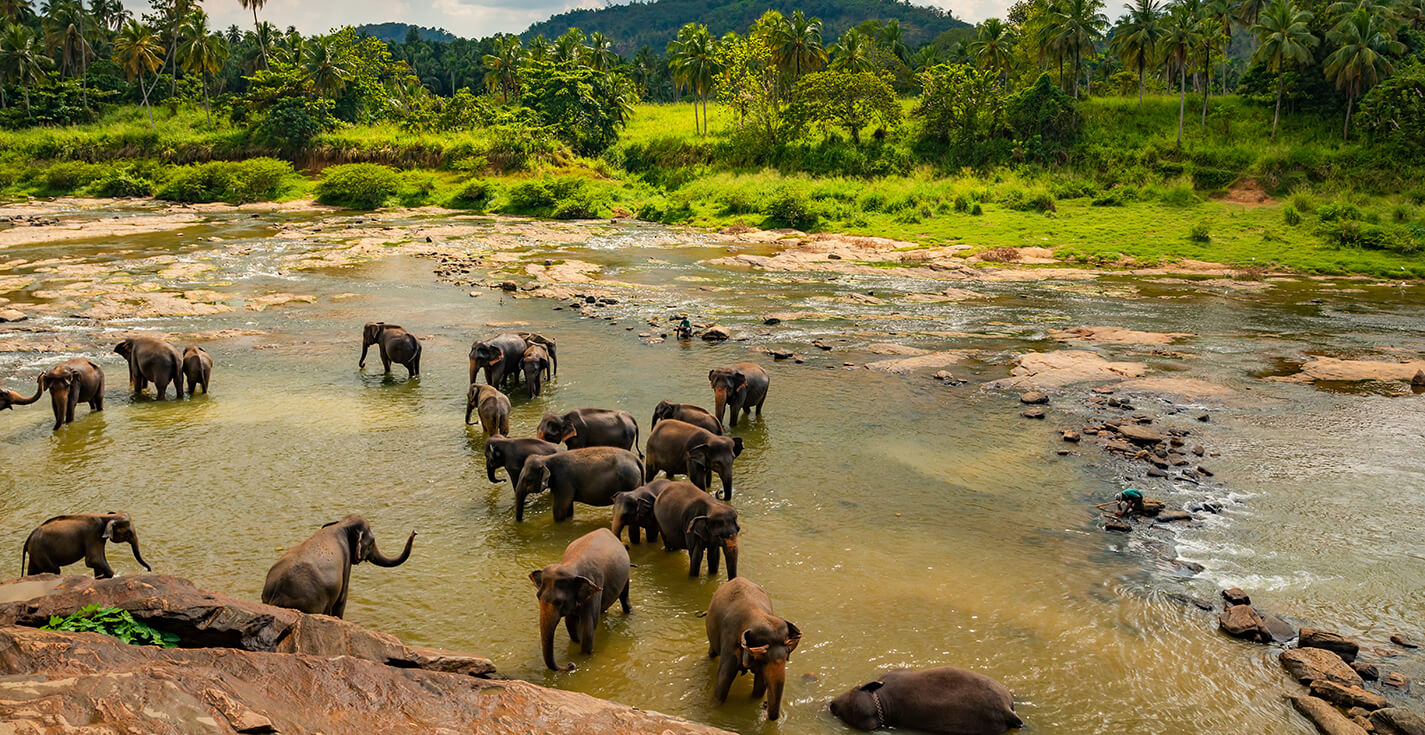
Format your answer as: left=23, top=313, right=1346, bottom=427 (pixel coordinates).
left=1111, top=0, right=1165, bottom=102
left=180, top=28, right=225, bottom=125
left=770, top=10, right=826, bottom=80
left=304, top=36, right=349, bottom=97
left=1048, top=0, right=1108, bottom=97
left=968, top=17, right=1017, bottom=86
left=89, top=0, right=126, bottom=35
left=248, top=20, right=275, bottom=69
left=526, top=34, right=549, bottom=62
left=829, top=27, right=873, bottom=72
left=552, top=28, right=584, bottom=66
left=1162, top=2, right=1205, bottom=143
left=1323, top=9, right=1404, bottom=140
left=1205, top=0, right=1235, bottom=93
left=482, top=34, right=523, bottom=102
left=667, top=22, right=722, bottom=135
left=585, top=31, right=615, bottom=71
left=113, top=19, right=161, bottom=128
left=877, top=18, right=911, bottom=67
left=237, top=0, right=267, bottom=68
left=0, top=23, right=50, bottom=114
left=1250, top=0, right=1317, bottom=138
left=0, top=0, right=31, bottom=23
left=1196, top=11, right=1224, bottom=123
left=42, top=0, right=93, bottom=105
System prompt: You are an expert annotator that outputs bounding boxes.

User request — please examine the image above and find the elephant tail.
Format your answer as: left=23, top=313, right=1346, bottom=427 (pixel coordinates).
left=20, top=529, right=32, bottom=577
left=633, top=418, right=644, bottom=459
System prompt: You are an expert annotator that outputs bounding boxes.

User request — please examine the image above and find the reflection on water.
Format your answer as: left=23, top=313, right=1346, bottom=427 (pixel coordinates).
left=0, top=208, right=1422, bottom=733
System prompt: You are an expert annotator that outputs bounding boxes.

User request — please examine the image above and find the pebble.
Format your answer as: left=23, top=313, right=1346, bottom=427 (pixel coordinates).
left=1021, top=408, right=1045, bottom=419
left=1020, top=391, right=1049, bottom=405
left=1382, top=672, right=1410, bottom=690
left=467, top=291, right=481, bottom=298
left=1062, top=430, right=1081, bottom=442
left=1105, top=518, right=1132, bottom=533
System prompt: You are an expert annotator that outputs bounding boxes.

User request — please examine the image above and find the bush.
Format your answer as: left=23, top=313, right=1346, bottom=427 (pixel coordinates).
left=1321, top=220, right=1423, bottom=253
left=43, top=604, right=178, bottom=647
left=1317, top=202, right=1364, bottom=222
left=971, top=202, right=983, bottom=215
left=449, top=179, right=494, bottom=209
left=1360, top=62, right=1425, bottom=163
left=315, top=163, right=401, bottom=209
left=1284, top=205, right=1302, bottom=226
left=1005, top=74, right=1080, bottom=164
left=763, top=185, right=818, bottom=229
left=1188, top=221, right=1211, bottom=242
left=1003, top=188, right=1056, bottom=212
left=93, top=166, right=155, bottom=198
left=1158, top=182, right=1198, bottom=207
left=504, top=176, right=604, bottom=219
left=42, top=162, right=102, bottom=193
left=156, top=159, right=296, bottom=204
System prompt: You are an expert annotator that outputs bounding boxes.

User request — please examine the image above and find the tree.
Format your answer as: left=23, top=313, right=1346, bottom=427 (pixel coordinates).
left=770, top=10, right=826, bottom=80
left=179, top=21, right=225, bottom=125
left=716, top=13, right=784, bottom=146
left=1250, top=0, right=1318, bottom=138
left=112, top=19, right=161, bottom=127
left=1359, top=61, right=1425, bottom=158
left=968, top=17, right=1017, bottom=86
left=668, top=22, right=721, bottom=134
left=482, top=34, right=523, bottom=103
left=877, top=18, right=911, bottom=67
left=1161, top=2, right=1205, bottom=143
left=913, top=62, right=1005, bottom=149
left=829, top=27, right=873, bottom=72
left=520, top=55, right=634, bottom=154
left=1323, top=9, right=1405, bottom=139
left=1047, top=0, right=1108, bottom=97
left=0, top=22, right=50, bottom=114
left=788, top=68, right=899, bottom=143
left=585, top=31, right=615, bottom=71
left=0, top=0, right=31, bottom=24
left=237, top=0, right=267, bottom=68
left=304, top=36, right=349, bottom=97
left=1205, top=0, right=1235, bottom=92
left=1111, top=0, right=1165, bottom=102
left=41, top=0, right=92, bottom=105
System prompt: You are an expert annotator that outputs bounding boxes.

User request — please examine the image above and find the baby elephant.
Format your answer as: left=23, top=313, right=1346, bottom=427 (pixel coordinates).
left=521, top=343, right=552, bottom=398
left=829, top=667, right=1023, bottom=734
left=359, top=322, right=421, bottom=378
left=651, top=400, right=723, bottom=435
left=530, top=528, right=630, bottom=671
left=1, top=358, right=104, bottom=431
left=485, top=435, right=561, bottom=486
left=262, top=514, right=415, bottom=618
left=115, top=336, right=184, bottom=399
left=705, top=577, right=801, bottom=721
left=22, top=512, right=151, bottom=578
left=645, top=419, right=743, bottom=501
left=466, top=383, right=511, bottom=434
left=514, top=446, right=643, bottom=522
left=655, top=481, right=740, bottom=579
left=537, top=408, right=641, bottom=455
left=610, top=478, right=676, bottom=545
left=709, top=362, right=769, bottom=429
left=181, top=346, right=212, bottom=395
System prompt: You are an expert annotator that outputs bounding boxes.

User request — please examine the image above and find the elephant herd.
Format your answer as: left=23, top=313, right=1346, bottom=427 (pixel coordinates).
left=5, top=322, right=1023, bottom=734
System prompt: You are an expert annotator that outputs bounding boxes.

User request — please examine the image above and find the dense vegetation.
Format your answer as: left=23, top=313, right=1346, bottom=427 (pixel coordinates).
left=43, top=604, right=179, bottom=647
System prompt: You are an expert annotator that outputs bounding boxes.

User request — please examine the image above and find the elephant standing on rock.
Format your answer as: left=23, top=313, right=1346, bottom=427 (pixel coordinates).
left=521, top=344, right=553, bottom=398
left=709, top=363, right=769, bottom=429
left=469, top=333, right=529, bottom=388
left=610, top=479, right=676, bottom=545
left=466, top=384, right=511, bottom=435
left=261, top=514, right=415, bottom=618
left=1, top=359, right=104, bottom=430
left=181, top=346, right=212, bottom=395
left=654, top=481, right=740, bottom=579
left=22, top=512, right=151, bottom=578
left=829, top=667, right=1023, bottom=734
left=705, top=577, right=801, bottom=721
left=530, top=528, right=630, bottom=671
left=513, top=447, right=643, bottom=522
left=537, top=408, right=641, bottom=455
left=485, top=435, right=562, bottom=487
left=645, top=419, right=743, bottom=501
left=651, top=400, right=723, bottom=435
left=115, top=336, right=183, bottom=399
left=360, top=323, right=421, bottom=378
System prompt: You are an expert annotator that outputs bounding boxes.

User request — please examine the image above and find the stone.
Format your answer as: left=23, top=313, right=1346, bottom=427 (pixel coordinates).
left=1281, top=647, right=1366, bottom=688
left=1290, top=695, right=1370, bottom=735
left=1350, top=661, right=1380, bottom=681
left=983, top=350, right=1146, bottom=391
left=1390, top=633, right=1418, bottom=649
left=1197, top=465, right=1215, bottom=476
left=1139, top=499, right=1165, bottom=516
left=763, top=316, right=782, bottom=325
left=1062, top=430, right=1081, bottom=442
left=0, top=308, right=27, bottom=322
left=1223, top=588, right=1250, bottom=608
left=1167, top=593, right=1215, bottom=611
left=499, top=281, right=518, bottom=291
left=1269, top=357, right=1425, bottom=384
left=1116, top=423, right=1164, bottom=445
left=1382, top=673, right=1410, bottom=691
left=1197, top=413, right=1210, bottom=421
left=1219, top=605, right=1269, bottom=641
left=1105, top=518, right=1132, bottom=533
left=701, top=325, right=730, bottom=341
left=1370, top=708, right=1425, bottom=735
left=1262, top=615, right=1298, bottom=643
left=1414, top=370, right=1425, bottom=387
left=1020, top=391, right=1049, bottom=405
left=468, top=290, right=481, bottom=297
left=1300, top=628, right=1361, bottom=662
left=1021, top=408, right=1046, bottom=419
left=1310, top=680, right=1389, bottom=711
left=1157, top=510, right=1192, bottom=523
left=1050, top=326, right=1193, bottom=345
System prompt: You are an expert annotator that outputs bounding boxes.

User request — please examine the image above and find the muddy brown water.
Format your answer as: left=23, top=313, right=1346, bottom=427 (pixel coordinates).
left=1, top=202, right=1423, bottom=734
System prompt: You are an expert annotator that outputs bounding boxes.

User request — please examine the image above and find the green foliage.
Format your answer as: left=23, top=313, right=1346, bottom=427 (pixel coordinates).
left=913, top=63, right=1006, bottom=158
left=505, top=176, right=607, bottom=219
left=1284, top=205, right=1302, bottom=225
left=1005, top=74, right=1080, bottom=164
left=1189, top=221, right=1211, bottom=242
left=450, top=179, right=496, bottom=209
left=787, top=69, right=900, bottom=144
left=94, top=164, right=157, bottom=198
left=1320, top=219, right=1423, bottom=254
left=241, top=64, right=340, bottom=151
left=520, top=54, right=635, bottom=155
left=43, top=605, right=179, bottom=648
left=1360, top=63, right=1425, bottom=163
left=157, top=159, right=297, bottom=203
left=315, top=163, right=402, bottom=209
left=764, top=184, right=819, bottom=229
left=1316, top=201, right=1363, bottom=221
left=42, top=162, right=104, bottom=192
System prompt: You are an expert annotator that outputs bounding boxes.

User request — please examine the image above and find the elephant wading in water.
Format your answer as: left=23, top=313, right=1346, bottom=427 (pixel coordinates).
left=705, top=577, right=802, bottom=721
left=530, top=528, right=630, bottom=671
left=115, top=336, right=183, bottom=399
left=465, top=384, right=511, bottom=435
left=709, top=363, right=769, bottom=429
left=360, top=323, right=421, bottom=378
left=262, top=515, right=415, bottom=618
left=651, top=400, right=723, bottom=435
left=1, top=359, right=104, bottom=431
left=654, top=481, right=740, bottom=579
left=469, top=333, right=529, bottom=388
left=521, top=344, right=553, bottom=398
left=610, top=478, right=676, bottom=545
left=485, top=435, right=561, bottom=487
left=829, top=667, right=1023, bottom=734
left=22, top=513, right=151, bottom=578
left=514, top=447, right=643, bottom=522
left=181, top=346, right=212, bottom=395
left=537, top=408, right=641, bottom=455
left=645, top=419, right=743, bottom=501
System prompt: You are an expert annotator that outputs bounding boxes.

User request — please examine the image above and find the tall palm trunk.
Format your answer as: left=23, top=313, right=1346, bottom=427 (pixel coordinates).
left=202, top=73, right=211, bottom=127
left=1073, top=47, right=1080, bottom=98
left=139, top=70, right=154, bottom=130
left=253, top=7, right=268, bottom=68
left=1342, top=90, right=1353, bottom=141
left=1138, top=57, right=1146, bottom=104
left=1272, top=70, right=1283, bottom=139
left=1201, top=47, right=1210, bottom=125
left=1176, top=59, right=1186, bottom=145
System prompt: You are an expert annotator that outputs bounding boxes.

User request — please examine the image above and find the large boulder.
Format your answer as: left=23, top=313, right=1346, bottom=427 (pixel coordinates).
left=1290, top=695, right=1370, bottom=735
left=1281, top=647, right=1366, bottom=688
left=1371, top=708, right=1425, bottom=735
left=1299, top=627, right=1360, bottom=662
left=1219, top=605, right=1269, bottom=641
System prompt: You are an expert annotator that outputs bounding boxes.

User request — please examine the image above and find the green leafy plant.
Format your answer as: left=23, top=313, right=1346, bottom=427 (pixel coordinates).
left=315, top=163, right=401, bottom=209
left=1283, top=205, right=1302, bottom=225
left=1188, top=221, right=1211, bottom=242
left=43, top=604, right=178, bottom=647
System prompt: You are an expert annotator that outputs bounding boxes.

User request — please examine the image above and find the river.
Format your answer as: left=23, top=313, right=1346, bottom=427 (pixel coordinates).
left=1, top=200, right=1422, bottom=734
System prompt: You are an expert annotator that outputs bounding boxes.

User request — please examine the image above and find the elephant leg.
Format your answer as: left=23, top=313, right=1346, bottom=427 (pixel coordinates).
left=707, top=544, right=721, bottom=577
left=66, top=391, right=79, bottom=424
left=752, top=669, right=768, bottom=698
left=628, top=526, right=641, bottom=545
left=619, top=581, right=631, bottom=614
left=646, top=524, right=659, bottom=545
left=87, top=557, right=115, bottom=579
left=499, top=416, right=509, bottom=435
left=331, top=596, right=348, bottom=619
left=643, top=462, right=656, bottom=483
left=552, top=496, right=573, bottom=522
left=713, top=657, right=739, bottom=703
left=688, top=543, right=704, bottom=577
left=514, top=492, right=526, bottom=522
left=409, top=351, right=420, bottom=377
left=578, top=607, right=597, bottom=655
left=565, top=613, right=580, bottom=643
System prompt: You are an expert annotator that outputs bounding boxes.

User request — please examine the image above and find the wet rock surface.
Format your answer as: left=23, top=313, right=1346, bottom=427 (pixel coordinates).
left=1281, top=647, right=1367, bottom=688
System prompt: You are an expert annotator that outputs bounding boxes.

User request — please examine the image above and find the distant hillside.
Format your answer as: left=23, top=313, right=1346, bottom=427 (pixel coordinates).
left=522, top=0, right=968, bottom=54
left=355, top=23, right=459, bottom=43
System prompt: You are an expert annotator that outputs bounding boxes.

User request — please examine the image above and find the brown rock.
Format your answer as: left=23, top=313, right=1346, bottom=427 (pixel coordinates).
left=1220, top=605, right=1269, bottom=641
left=1281, top=647, right=1367, bottom=688
left=1157, top=510, right=1193, bottom=523
left=1105, top=518, right=1132, bottom=533
left=1117, top=423, right=1165, bottom=445
left=1020, top=391, right=1049, bottom=405
left=1370, top=708, right=1425, bottom=735
left=1351, top=661, right=1380, bottom=681
left=1262, top=615, right=1298, bottom=643
left=1413, top=370, right=1425, bottom=387
left=1062, top=430, right=1081, bottom=442
left=1021, top=408, right=1046, bottom=419
left=1390, top=633, right=1418, bottom=649
left=1382, top=672, right=1410, bottom=691
left=0, top=308, right=27, bottom=322
left=1310, top=680, right=1389, bottom=711
left=701, top=325, right=730, bottom=341
left=1291, top=694, right=1370, bottom=735
left=1301, top=628, right=1361, bottom=662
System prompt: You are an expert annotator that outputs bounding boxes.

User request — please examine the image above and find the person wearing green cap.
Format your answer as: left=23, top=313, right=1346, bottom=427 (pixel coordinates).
left=1115, top=488, right=1144, bottom=516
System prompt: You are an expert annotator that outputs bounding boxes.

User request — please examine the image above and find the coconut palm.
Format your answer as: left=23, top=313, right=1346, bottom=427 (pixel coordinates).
left=482, top=34, right=523, bottom=102
left=1047, top=0, right=1107, bottom=97
left=89, top=0, right=126, bottom=35
left=585, top=30, right=615, bottom=71
left=180, top=28, right=225, bottom=126
left=1110, top=0, right=1165, bottom=102
left=0, top=22, right=50, bottom=114
left=248, top=20, right=274, bottom=68
left=667, top=22, right=722, bottom=135
left=877, top=18, right=910, bottom=66
left=1249, top=0, right=1317, bottom=138
left=112, top=18, right=161, bottom=128
left=829, top=27, right=873, bottom=72
left=526, top=34, right=549, bottom=62
left=0, top=0, right=31, bottom=23
left=1205, top=0, right=1235, bottom=92
left=237, top=0, right=266, bottom=68
left=968, top=17, right=1017, bottom=86
left=770, top=10, right=826, bottom=80
left=1161, top=2, right=1205, bottom=143
left=42, top=0, right=93, bottom=104
left=304, top=36, right=349, bottom=97
left=1323, top=9, right=1404, bottom=140
left=552, top=28, right=583, bottom=66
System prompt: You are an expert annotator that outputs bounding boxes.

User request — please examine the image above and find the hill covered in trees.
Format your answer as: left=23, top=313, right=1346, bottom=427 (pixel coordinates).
left=522, top=0, right=968, bottom=53
left=354, top=23, right=459, bottom=43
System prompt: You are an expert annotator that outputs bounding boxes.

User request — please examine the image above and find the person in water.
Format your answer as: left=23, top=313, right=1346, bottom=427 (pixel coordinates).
left=1114, top=488, right=1145, bottom=516
left=675, top=317, right=693, bottom=339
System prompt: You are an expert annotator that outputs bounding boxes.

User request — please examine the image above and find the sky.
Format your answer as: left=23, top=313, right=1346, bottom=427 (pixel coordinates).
left=124, top=0, right=1021, bottom=40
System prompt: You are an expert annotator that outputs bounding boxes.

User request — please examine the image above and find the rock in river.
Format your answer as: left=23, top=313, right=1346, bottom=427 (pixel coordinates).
left=1219, top=604, right=1269, bottom=641
left=1309, top=680, right=1388, bottom=711
left=1370, top=708, right=1425, bottom=735
left=1300, top=627, right=1361, bottom=662
left=1116, top=423, right=1164, bottom=445
left=1281, top=647, right=1366, bottom=688
left=1290, top=695, right=1370, bottom=735
left=1222, top=587, right=1252, bottom=606
left=701, top=325, right=730, bottom=341
left=1020, top=391, right=1049, bottom=405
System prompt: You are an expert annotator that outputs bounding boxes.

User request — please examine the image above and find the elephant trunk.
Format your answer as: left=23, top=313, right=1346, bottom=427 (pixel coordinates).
left=359, top=341, right=371, bottom=369
left=721, top=472, right=733, bottom=502
left=48, top=386, right=68, bottom=429
left=10, top=380, right=44, bottom=406
left=712, top=388, right=727, bottom=424
left=487, top=460, right=502, bottom=483
left=465, top=400, right=476, bottom=426
left=539, top=601, right=572, bottom=671
left=763, top=658, right=787, bottom=721
left=723, top=535, right=738, bottom=579
left=128, top=539, right=152, bottom=571
left=367, top=532, right=414, bottom=567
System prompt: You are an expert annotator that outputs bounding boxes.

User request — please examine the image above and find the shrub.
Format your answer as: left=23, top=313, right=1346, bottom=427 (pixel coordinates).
left=42, top=162, right=102, bottom=193
left=860, top=192, right=888, bottom=212
left=450, top=179, right=494, bottom=209
left=1003, top=189, right=1056, bottom=212
left=763, top=186, right=818, bottom=229
left=1316, top=202, right=1363, bottom=222
left=1191, top=166, right=1236, bottom=192
left=971, top=202, right=983, bottom=215
left=1005, top=74, right=1080, bottom=164
left=1158, top=183, right=1198, bottom=207
left=1188, top=221, right=1211, bottom=242
left=953, top=193, right=970, bottom=212
left=504, top=176, right=604, bottom=219
left=156, top=159, right=296, bottom=204
left=43, top=604, right=178, bottom=647
left=1359, top=62, right=1425, bottom=163
left=1283, top=205, right=1302, bottom=226
left=315, top=163, right=401, bottom=209
left=93, top=167, right=155, bottom=198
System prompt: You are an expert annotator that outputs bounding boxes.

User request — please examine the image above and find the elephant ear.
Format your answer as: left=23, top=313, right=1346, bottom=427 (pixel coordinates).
left=100, top=518, right=117, bottom=540
left=490, top=346, right=504, bottom=366
left=540, top=465, right=553, bottom=491
left=685, top=443, right=710, bottom=473
left=574, top=576, right=602, bottom=601
left=731, top=437, right=744, bottom=457
left=562, top=413, right=584, bottom=443
left=350, top=525, right=369, bottom=565
left=686, top=515, right=709, bottom=543
left=707, top=370, right=718, bottom=386
left=858, top=680, right=884, bottom=692
left=741, top=630, right=769, bottom=660
left=784, top=621, right=802, bottom=653
left=528, top=570, right=544, bottom=590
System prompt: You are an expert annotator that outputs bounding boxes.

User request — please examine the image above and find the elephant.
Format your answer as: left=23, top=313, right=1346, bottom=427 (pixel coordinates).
left=610, top=478, right=676, bottom=545
left=709, top=362, right=770, bottom=429
left=359, top=322, right=421, bottom=378
left=114, top=336, right=184, bottom=399
left=484, top=435, right=562, bottom=487
left=21, top=512, right=151, bottom=578
left=530, top=528, right=630, bottom=671
left=829, top=667, right=1023, bottom=734
left=651, top=400, right=723, bottom=435
left=521, top=344, right=553, bottom=398
left=536, top=408, right=641, bottom=455
left=705, top=577, right=802, bottom=722
left=465, top=383, right=511, bottom=435
left=261, top=514, right=415, bottom=618
left=517, top=332, right=558, bottom=377
left=513, top=446, right=643, bottom=522
left=654, top=481, right=740, bottom=579
left=469, top=333, right=529, bottom=387
left=1, top=359, right=104, bottom=431
left=645, top=419, right=744, bottom=501
left=181, top=346, right=212, bottom=395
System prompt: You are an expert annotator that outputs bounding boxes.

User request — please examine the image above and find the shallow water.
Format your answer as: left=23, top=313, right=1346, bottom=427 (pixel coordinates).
left=1, top=204, right=1423, bottom=733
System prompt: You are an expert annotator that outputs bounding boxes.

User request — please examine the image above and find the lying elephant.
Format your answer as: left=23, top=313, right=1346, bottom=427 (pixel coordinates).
left=181, top=346, right=212, bottom=395
left=261, top=514, right=415, bottom=618
left=537, top=408, right=641, bottom=455
left=521, top=344, right=553, bottom=398
left=469, top=333, right=528, bottom=388
left=359, top=322, right=421, bottom=378
left=705, top=577, right=801, bottom=721
left=466, top=383, right=511, bottom=435
left=645, top=419, right=743, bottom=501
left=651, top=400, right=723, bottom=435
left=485, top=435, right=562, bottom=487
left=654, top=481, right=740, bottom=579
left=115, top=336, right=184, bottom=399
left=1, top=358, right=104, bottom=431
left=610, top=478, right=676, bottom=545
left=829, top=667, right=1023, bottom=734
left=530, top=528, right=629, bottom=671
left=514, top=446, right=643, bottom=522
left=22, top=512, right=151, bottom=578
left=709, top=362, right=769, bottom=429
